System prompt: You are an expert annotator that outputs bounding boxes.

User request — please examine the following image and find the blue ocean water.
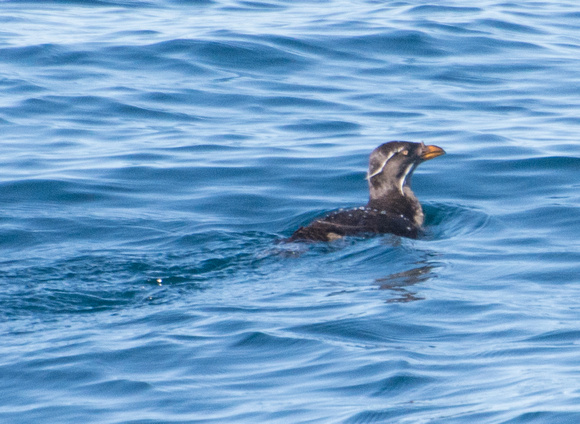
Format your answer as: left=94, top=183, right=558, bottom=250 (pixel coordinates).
left=1, top=0, right=580, bottom=422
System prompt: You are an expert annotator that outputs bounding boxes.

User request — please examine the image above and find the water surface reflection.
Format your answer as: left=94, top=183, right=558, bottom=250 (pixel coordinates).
left=375, top=265, right=434, bottom=303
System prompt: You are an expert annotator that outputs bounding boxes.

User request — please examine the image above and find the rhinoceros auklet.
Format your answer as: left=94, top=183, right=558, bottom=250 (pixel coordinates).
left=288, top=141, right=445, bottom=242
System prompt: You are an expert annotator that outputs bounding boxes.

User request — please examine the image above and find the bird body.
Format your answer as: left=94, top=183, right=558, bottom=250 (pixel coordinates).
left=288, top=141, right=445, bottom=242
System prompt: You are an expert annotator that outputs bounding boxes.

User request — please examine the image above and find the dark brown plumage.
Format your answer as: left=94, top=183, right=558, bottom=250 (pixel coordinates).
left=288, top=141, right=445, bottom=242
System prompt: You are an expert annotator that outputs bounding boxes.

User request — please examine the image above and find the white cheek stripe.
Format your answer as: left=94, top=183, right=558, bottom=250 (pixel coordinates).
left=366, top=154, right=392, bottom=180
left=366, top=147, right=404, bottom=180
left=398, top=163, right=416, bottom=196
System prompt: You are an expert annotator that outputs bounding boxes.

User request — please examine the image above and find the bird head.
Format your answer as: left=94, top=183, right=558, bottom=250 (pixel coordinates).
left=367, top=141, right=445, bottom=197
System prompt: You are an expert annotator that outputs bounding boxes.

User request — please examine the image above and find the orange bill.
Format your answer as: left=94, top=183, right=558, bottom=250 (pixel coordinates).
left=421, top=145, right=446, bottom=161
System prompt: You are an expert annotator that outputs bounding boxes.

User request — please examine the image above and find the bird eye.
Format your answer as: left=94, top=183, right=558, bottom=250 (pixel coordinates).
left=401, top=150, right=409, bottom=156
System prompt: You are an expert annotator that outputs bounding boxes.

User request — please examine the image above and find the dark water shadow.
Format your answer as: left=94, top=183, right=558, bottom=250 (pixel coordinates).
left=375, top=265, right=435, bottom=303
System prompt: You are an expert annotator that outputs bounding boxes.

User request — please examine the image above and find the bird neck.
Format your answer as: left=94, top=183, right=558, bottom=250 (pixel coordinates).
left=366, top=186, right=424, bottom=227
